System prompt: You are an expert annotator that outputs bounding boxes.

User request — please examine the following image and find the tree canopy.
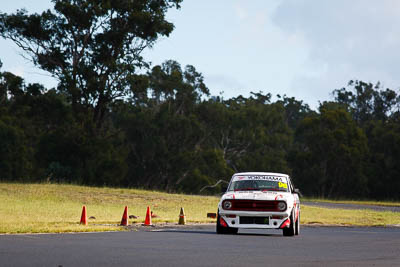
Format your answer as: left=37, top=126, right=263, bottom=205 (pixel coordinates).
left=0, top=0, right=182, bottom=132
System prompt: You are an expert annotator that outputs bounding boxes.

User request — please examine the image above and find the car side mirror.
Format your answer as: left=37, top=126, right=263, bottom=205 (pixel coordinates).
left=293, top=188, right=302, bottom=197
left=221, top=186, right=227, bottom=193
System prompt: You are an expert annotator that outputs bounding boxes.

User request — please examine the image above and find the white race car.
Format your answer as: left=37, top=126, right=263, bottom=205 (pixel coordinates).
left=217, top=172, right=300, bottom=236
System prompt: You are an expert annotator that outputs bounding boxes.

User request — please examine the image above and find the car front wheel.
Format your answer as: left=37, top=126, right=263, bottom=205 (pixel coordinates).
left=283, top=210, right=296, bottom=236
left=216, top=212, right=238, bottom=234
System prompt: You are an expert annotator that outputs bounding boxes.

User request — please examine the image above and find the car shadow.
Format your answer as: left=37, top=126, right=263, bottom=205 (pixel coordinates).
left=237, top=232, right=283, bottom=237
left=150, top=229, right=216, bottom=235
left=150, top=229, right=284, bottom=237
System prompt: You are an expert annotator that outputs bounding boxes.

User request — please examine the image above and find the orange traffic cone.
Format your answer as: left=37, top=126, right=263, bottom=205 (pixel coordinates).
left=80, top=205, right=88, bottom=225
left=121, top=206, right=129, bottom=226
left=144, top=206, right=152, bottom=226
left=178, top=207, right=186, bottom=225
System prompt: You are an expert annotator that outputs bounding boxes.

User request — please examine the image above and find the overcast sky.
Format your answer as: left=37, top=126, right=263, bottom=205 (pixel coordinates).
left=1, top=0, right=399, bottom=109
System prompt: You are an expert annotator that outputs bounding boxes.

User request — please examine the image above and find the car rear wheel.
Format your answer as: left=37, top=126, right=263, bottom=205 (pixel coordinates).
left=295, top=211, right=300, bottom=235
left=283, top=210, right=296, bottom=236
left=216, top=212, right=238, bottom=234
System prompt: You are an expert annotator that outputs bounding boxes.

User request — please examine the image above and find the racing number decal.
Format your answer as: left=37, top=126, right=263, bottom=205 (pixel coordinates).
left=278, top=182, right=288, bottom=189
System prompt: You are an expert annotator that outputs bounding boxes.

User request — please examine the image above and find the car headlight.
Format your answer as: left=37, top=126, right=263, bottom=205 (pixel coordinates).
left=277, top=201, right=287, bottom=211
left=223, top=200, right=232, bottom=210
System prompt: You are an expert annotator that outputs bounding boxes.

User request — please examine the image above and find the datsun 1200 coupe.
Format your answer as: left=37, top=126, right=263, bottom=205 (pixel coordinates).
left=217, top=172, right=300, bottom=236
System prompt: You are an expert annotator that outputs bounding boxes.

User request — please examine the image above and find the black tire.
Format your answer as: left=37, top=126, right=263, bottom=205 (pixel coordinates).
left=283, top=210, right=296, bottom=236
left=295, top=210, right=300, bottom=236
left=229, top=226, right=239, bottom=234
left=216, top=213, right=226, bottom=234
left=216, top=212, right=238, bottom=234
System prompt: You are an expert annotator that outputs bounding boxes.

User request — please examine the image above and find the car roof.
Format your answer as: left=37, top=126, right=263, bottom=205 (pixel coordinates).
left=233, top=172, right=289, bottom=177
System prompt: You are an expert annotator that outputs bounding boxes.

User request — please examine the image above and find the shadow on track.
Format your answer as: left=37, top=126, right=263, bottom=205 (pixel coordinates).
left=150, top=230, right=216, bottom=235
left=150, top=229, right=283, bottom=237
left=237, top=232, right=284, bottom=237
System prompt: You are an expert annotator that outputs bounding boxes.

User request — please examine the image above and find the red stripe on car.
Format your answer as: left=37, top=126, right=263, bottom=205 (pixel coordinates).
left=220, top=217, right=228, bottom=227
left=279, top=218, right=291, bottom=229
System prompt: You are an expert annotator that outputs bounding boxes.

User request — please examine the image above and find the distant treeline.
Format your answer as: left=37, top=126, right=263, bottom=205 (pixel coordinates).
left=0, top=0, right=399, bottom=200
left=1, top=61, right=399, bottom=199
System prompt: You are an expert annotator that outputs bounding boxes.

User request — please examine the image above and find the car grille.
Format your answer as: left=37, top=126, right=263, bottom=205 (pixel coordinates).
left=230, top=200, right=282, bottom=211
left=240, top=216, right=270, bottom=225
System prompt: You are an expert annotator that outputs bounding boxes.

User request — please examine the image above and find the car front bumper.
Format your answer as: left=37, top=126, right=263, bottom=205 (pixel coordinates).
left=219, top=210, right=291, bottom=229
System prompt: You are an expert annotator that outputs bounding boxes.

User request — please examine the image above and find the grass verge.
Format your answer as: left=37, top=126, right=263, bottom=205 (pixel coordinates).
left=301, top=205, right=400, bottom=226
left=303, top=197, right=400, bottom=207
left=0, top=183, right=218, bottom=234
left=0, top=183, right=399, bottom=234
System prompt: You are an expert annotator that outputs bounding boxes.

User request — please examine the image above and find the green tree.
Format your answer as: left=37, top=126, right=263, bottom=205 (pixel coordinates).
left=333, top=80, right=400, bottom=199
left=0, top=66, right=33, bottom=180
left=334, top=80, right=398, bottom=124
left=276, top=94, right=314, bottom=130
left=0, top=0, right=182, bottom=133
left=0, top=60, right=5, bottom=105
left=365, top=120, right=400, bottom=199
left=197, top=92, right=292, bottom=174
left=0, top=118, right=31, bottom=180
left=115, top=61, right=221, bottom=192
left=290, top=103, right=369, bottom=198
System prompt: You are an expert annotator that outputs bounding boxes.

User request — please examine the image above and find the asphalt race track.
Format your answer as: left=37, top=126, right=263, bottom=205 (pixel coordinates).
left=0, top=225, right=399, bottom=267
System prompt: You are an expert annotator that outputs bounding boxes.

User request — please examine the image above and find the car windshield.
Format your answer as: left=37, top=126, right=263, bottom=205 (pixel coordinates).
left=228, top=179, right=289, bottom=192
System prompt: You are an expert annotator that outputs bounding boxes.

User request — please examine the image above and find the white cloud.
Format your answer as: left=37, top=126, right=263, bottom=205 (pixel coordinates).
left=271, top=0, right=400, bottom=105
left=233, top=2, right=248, bottom=20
